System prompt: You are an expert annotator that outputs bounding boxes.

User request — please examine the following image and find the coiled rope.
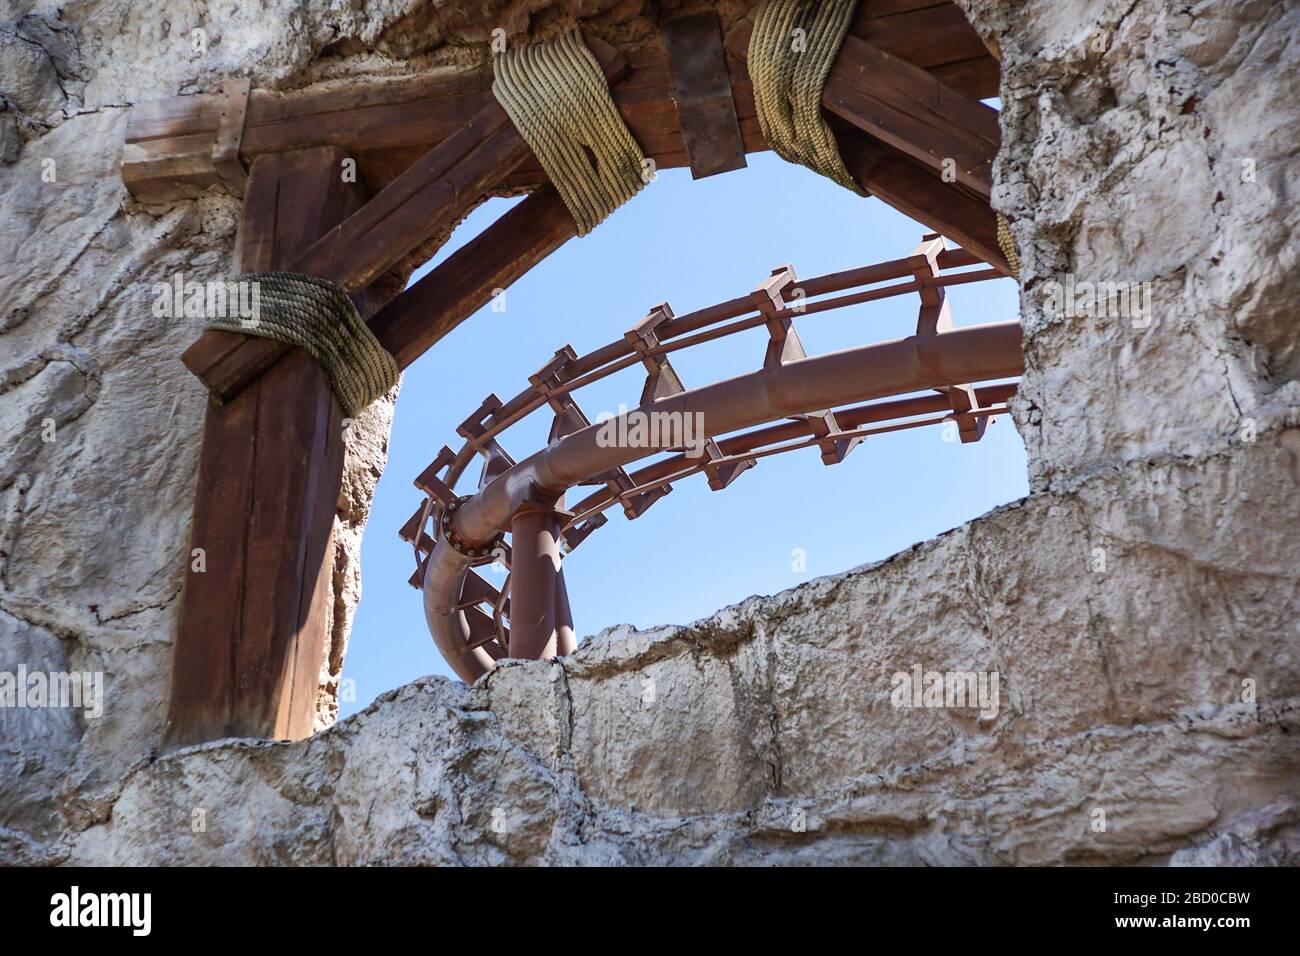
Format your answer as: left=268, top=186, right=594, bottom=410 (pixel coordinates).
left=492, top=31, right=647, bottom=236
left=205, top=272, right=399, bottom=417
left=748, top=0, right=866, bottom=196
left=996, top=212, right=1021, bottom=278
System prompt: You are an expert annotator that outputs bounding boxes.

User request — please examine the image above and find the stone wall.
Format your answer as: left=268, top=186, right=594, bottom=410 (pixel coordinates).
left=2, top=0, right=1297, bottom=865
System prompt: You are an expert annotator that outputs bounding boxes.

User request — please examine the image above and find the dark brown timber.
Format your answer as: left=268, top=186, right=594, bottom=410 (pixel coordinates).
left=369, top=185, right=578, bottom=369
left=825, top=34, right=999, bottom=198
left=121, top=3, right=998, bottom=203
left=180, top=41, right=627, bottom=403
left=837, top=131, right=1009, bottom=274
left=166, top=146, right=364, bottom=746
left=724, top=15, right=1009, bottom=274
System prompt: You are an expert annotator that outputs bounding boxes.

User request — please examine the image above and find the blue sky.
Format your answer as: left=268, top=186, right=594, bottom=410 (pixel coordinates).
left=339, top=149, right=1026, bottom=717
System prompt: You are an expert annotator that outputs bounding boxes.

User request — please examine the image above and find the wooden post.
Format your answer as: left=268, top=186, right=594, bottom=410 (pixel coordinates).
left=165, top=146, right=365, bottom=746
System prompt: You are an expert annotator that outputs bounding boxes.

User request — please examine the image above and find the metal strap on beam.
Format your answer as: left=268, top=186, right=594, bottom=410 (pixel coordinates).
left=661, top=12, right=747, bottom=179
left=211, top=79, right=252, bottom=193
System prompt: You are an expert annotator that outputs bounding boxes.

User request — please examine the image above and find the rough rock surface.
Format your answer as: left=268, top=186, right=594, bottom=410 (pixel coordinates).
left=2, top=0, right=1298, bottom=865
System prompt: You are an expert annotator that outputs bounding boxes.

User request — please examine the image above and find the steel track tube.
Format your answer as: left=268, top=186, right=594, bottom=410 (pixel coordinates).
left=422, top=544, right=494, bottom=683
left=555, top=567, right=576, bottom=656
left=424, top=320, right=1023, bottom=681
left=453, top=321, right=1022, bottom=545
left=508, top=509, right=564, bottom=660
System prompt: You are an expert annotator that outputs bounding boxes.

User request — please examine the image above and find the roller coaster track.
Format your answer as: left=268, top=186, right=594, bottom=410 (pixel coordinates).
left=399, top=235, right=1022, bottom=682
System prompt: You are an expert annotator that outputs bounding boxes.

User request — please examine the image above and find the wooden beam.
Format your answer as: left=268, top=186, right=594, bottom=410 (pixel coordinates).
left=210, top=79, right=252, bottom=192
left=166, top=146, right=365, bottom=746
left=931, top=56, right=1000, bottom=100
left=850, top=1, right=992, bottom=72
left=121, top=73, right=498, bottom=203
left=370, top=185, right=577, bottom=369
left=661, top=12, right=747, bottom=179
left=824, top=34, right=999, bottom=198
left=121, top=4, right=997, bottom=202
left=290, top=100, right=528, bottom=291
left=178, top=102, right=530, bottom=398
left=178, top=39, right=626, bottom=404
left=725, top=15, right=1010, bottom=274
left=836, top=129, right=1010, bottom=274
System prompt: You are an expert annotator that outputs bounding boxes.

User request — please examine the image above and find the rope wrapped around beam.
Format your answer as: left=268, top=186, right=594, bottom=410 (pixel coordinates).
left=748, top=0, right=866, bottom=196
left=492, top=31, right=647, bottom=236
left=204, top=272, right=399, bottom=416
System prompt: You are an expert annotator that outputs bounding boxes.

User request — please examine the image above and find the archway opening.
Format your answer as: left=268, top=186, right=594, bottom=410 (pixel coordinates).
left=342, top=151, right=1024, bottom=717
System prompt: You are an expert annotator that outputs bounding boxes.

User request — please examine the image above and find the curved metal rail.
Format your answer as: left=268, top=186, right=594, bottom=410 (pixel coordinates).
left=398, top=236, right=1022, bottom=681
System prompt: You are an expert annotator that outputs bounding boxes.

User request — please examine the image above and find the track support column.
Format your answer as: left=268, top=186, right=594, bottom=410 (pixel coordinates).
left=555, top=567, right=577, bottom=656
left=508, top=502, right=573, bottom=660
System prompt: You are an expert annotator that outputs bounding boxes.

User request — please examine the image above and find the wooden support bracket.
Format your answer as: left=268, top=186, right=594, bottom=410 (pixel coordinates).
left=370, top=185, right=578, bottom=370
left=824, top=34, right=999, bottom=200
left=838, top=130, right=1010, bottom=274
left=724, top=16, right=1011, bottom=275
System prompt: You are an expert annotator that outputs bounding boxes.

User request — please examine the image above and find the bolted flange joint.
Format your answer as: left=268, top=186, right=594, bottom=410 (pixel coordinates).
left=439, top=495, right=505, bottom=561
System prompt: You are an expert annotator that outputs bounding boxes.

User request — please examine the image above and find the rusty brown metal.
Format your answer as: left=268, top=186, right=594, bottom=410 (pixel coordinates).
left=422, top=320, right=1020, bottom=679
left=405, top=240, right=1022, bottom=680
left=507, top=506, right=565, bottom=661
left=555, top=568, right=577, bottom=656
left=661, top=12, right=747, bottom=179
